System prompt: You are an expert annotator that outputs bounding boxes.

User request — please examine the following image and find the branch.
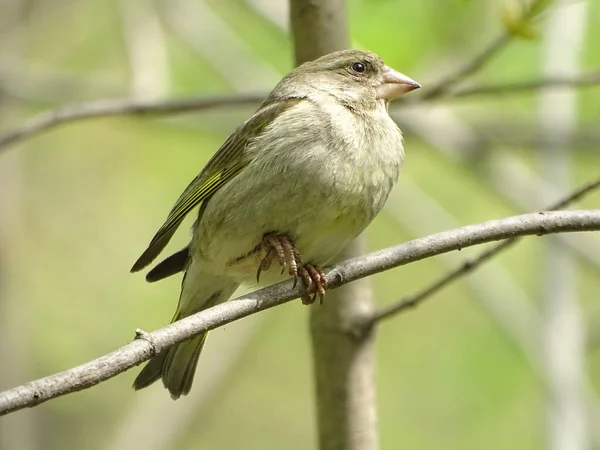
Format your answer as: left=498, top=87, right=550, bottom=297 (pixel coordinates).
left=420, top=0, right=551, bottom=100
left=371, top=178, right=600, bottom=323
left=448, top=71, right=600, bottom=99
left=107, top=315, right=265, bottom=450
left=1, top=210, right=600, bottom=416
left=2, top=70, right=598, bottom=155
left=485, top=153, right=600, bottom=268
left=420, top=34, right=511, bottom=101
left=0, top=94, right=265, bottom=150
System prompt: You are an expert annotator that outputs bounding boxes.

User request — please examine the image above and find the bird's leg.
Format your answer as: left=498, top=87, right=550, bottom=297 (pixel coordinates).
left=257, top=233, right=327, bottom=305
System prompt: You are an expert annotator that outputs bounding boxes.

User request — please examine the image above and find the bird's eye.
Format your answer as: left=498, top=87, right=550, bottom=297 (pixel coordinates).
left=351, top=62, right=366, bottom=73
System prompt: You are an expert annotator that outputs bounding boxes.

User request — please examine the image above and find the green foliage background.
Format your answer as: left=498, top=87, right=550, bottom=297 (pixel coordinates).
left=1, top=0, right=600, bottom=449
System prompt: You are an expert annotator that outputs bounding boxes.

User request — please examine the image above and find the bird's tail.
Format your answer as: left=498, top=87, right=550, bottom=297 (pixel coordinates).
left=133, top=262, right=239, bottom=399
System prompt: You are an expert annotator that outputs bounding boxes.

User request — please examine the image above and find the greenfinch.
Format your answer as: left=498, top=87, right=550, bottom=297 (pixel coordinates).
left=131, top=49, right=420, bottom=399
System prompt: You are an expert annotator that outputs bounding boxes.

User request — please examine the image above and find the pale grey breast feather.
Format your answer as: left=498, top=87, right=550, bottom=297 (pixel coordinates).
left=246, top=95, right=402, bottom=219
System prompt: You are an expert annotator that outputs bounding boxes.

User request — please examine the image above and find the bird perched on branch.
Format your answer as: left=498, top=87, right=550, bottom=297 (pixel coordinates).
left=131, top=49, right=420, bottom=399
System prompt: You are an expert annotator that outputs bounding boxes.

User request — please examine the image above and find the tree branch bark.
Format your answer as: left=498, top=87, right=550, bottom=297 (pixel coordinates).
left=290, top=0, right=348, bottom=67
left=371, top=177, right=600, bottom=323
left=0, top=94, right=265, bottom=150
left=447, top=71, right=600, bottom=99
left=0, top=210, right=599, bottom=417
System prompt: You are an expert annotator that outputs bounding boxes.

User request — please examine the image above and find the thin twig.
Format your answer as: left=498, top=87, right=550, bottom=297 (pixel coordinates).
left=421, top=34, right=511, bottom=101
left=449, top=71, right=600, bottom=98
left=421, top=0, right=552, bottom=100
left=0, top=94, right=265, bottom=150
left=485, top=153, right=600, bottom=268
left=0, top=210, right=600, bottom=416
left=371, top=178, right=600, bottom=323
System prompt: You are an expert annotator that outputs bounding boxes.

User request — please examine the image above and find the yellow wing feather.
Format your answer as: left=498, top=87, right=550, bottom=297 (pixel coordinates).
left=130, top=97, right=303, bottom=273
left=130, top=162, right=245, bottom=272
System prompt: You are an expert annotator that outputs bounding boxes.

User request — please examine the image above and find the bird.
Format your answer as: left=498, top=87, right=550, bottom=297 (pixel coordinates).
left=131, top=49, right=420, bottom=399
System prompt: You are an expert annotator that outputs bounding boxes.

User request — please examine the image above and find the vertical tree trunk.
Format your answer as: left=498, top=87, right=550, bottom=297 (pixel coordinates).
left=290, top=3, right=379, bottom=449
left=310, top=240, right=379, bottom=450
left=290, top=0, right=348, bottom=65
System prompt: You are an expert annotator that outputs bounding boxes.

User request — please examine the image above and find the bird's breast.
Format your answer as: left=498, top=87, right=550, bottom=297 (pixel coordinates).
left=324, top=102, right=404, bottom=218
left=193, top=99, right=404, bottom=277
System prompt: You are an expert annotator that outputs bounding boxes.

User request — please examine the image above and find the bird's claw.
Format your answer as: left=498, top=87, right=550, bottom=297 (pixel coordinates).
left=257, top=234, right=326, bottom=305
left=256, top=234, right=327, bottom=305
left=256, top=247, right=275, bottom=283
left=257, top=234, right=303, bottom=285
left=300, top=264, right=327, bottom=305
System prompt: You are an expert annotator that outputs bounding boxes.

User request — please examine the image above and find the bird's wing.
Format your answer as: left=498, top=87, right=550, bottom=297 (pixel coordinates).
left=131, top=97, right=304, bottom=272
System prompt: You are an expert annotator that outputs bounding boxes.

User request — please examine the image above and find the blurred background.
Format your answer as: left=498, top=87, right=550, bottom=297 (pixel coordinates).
left=0, top=0, right=600, bottom=449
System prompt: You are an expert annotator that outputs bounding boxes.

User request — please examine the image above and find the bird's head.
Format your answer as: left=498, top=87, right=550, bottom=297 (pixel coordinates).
left=279, top=49, right=420, bottom=109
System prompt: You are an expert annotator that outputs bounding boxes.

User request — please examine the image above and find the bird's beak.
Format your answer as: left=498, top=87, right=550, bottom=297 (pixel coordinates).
left=376, top=66, right=421, bottom=101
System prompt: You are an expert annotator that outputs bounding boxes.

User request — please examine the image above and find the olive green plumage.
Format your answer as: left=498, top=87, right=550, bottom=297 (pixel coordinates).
left=131, top=49, right=420, bottom=399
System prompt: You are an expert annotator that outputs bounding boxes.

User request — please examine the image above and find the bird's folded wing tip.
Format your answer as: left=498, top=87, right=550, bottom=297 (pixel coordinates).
left=130, top=257, right=148, bottom=273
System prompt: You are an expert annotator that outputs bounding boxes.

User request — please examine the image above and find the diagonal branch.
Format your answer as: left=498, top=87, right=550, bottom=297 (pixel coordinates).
left=420, top=0, right=552, bottom=100
left=420, top=34, right=511, bottom=101
left=0, top=210, right=600, bottom=416
left=371, top=178, right=600, bottom=324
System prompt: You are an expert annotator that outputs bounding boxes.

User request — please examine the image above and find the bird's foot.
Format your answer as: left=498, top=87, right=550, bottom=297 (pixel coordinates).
left=257, top=234, right=303, bottom=287
left=257, top=234, right=327, bottom=305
